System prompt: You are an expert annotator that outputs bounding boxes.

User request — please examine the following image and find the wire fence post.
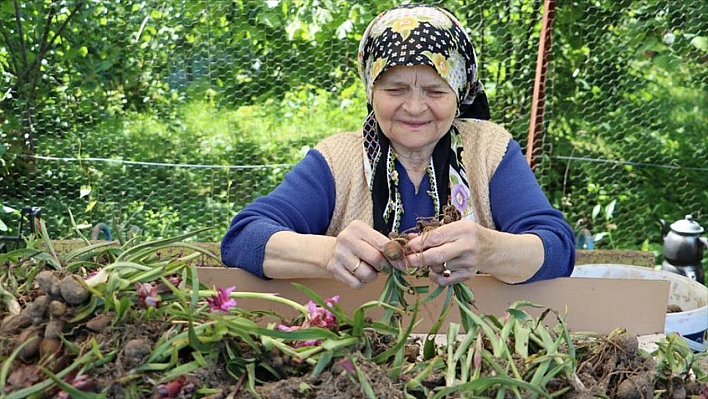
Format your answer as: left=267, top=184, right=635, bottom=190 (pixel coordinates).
left=526, top=0, right=556, bottom=170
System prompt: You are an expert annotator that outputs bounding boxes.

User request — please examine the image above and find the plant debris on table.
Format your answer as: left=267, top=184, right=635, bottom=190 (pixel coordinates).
left=0, top=222, right=706, bottom=399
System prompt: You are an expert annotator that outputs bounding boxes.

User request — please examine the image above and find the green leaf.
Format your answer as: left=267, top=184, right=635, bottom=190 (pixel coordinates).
left=445, top=322, right=461, bottom=385
left=86, top=200, right=98, bottom=212
left=115, top=227, right=212, bottom=262
left=311, top=350, right=333, bottom=377
left=453, top=325, right=477, bottom=363
left=513, top=321, right=530, bottom=358
left=431, top=375, right=550, bottom=398
left=605, top=199, right=617, bottom=220
left=373, top=301, right=418, bottom=364
left=61, top=240, right=119, bottom=263
left=456, top=299, right=505, bottom=357
left=37, top=366, right=106, bottom=399
left=188, top=317, right=213, bottom=353
left=161, top=360, right=202, bottom=381
left=68, top=294, right=99, bottom=323
left=189, top=263, right=200, bottom=308
left=353, top=358, right=378, bottom=399
left=690, top=36, right=708, bottom=52
left=79, top=185, right=92, bottom=198
left=251, top=325, right=339, bottom=341
left=419, top=284, right=446, bottom=305
left=423, top=298, right=453, bottom=360
left=405, top=357, right=443, bottom=392
left=591, top=204, right=601, bottom=221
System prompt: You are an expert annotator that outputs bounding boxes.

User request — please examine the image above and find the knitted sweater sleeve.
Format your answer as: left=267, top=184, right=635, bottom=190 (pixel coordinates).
left=220, top=150, right=336, bottom=279
left=489, top=140, right=576, bottom=282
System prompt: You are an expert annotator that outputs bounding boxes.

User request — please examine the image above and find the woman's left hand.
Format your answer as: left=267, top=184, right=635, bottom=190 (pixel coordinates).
left=403, top=220, right=488, bottom=286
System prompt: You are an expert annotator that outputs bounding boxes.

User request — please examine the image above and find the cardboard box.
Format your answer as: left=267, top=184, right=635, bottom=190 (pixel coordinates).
left=197, top=267, right=670, bottom=335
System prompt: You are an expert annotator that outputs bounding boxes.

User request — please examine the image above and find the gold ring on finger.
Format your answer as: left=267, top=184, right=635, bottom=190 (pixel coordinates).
left=352, top=259, right=362, bottom=274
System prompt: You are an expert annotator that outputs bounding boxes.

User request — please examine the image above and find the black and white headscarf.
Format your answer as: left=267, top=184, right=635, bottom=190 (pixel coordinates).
left=357, top=4, right=490, bottom=234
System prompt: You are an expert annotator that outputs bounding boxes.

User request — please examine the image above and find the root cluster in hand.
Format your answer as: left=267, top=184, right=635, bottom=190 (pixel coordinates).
left=382, top=205, right=462, bottom=266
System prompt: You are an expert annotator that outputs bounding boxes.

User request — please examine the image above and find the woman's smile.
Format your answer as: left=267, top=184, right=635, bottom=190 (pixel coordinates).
left=399, top=120, right=430, bottom=128
left=372, top=65, right=457, bottom=156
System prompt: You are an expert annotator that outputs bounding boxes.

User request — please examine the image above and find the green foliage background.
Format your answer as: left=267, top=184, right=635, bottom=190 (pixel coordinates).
left=0, top=0, right=706, bottom=270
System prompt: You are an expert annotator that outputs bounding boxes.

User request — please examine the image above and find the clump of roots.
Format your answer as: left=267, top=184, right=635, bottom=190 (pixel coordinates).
left=382, top=205, right=463, bottom=267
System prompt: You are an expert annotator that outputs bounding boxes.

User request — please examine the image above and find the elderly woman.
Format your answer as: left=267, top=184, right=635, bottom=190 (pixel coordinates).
left=221, top=4, right=575, bottom=288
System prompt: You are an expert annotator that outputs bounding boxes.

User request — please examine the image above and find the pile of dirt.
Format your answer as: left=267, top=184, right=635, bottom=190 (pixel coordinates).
left=1, top=235, right=706, bottom=398
left=226, top=334, right=707, bottom=399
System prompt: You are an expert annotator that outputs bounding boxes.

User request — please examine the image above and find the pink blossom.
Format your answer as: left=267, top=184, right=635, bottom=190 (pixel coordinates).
left=84, top=269, right=100, bottom=280
left=277, top=325, right=299, bottom=332
left=207, top=286, right=238, bottom=312
left=277, top=324, right=319, bottom=348
left=277, top=295, right=340, bottom=347
left=157, top=375, right=186, bottom=398
left=335, top=358, right=356, bottom=375
left=306, top=295, right=340, bottom=329
left=277, top=325, right=319, bottom=347
left=295, top=339, right=320, bottom=348
left=156, top=276, right=182, bottom=293
left=136, top=282, right=161, bottom=309
left=56, top=373, right=96, bottom=398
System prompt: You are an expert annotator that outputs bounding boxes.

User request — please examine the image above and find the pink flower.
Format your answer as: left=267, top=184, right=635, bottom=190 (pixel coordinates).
left=277, top=325, right=320, bottom=348
left=277, top=325, right=299, bottom=332
left=306, top=295, right=339, bottom=329
left=335, top=358, right=356, bottom=375
left=157, top=375, right=186, bottom=398
left=84, top=269, right=100, bottom=280
left=277, top=295, right=340, bottom=347
left=207, top=286, right=238, bottom=312
left=57, top=373, right=96, bottom=398
left=156, top=276, right=182, bottom=293
left=295, top=339, right=320, bottom=348
left=136, top=282, right=161, bottom=309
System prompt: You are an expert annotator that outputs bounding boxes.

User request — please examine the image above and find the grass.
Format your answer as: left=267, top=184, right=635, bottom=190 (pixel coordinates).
left=15, top=84, right=367, bottom=243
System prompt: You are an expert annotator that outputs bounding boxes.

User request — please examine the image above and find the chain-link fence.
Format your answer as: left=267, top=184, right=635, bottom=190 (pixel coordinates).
left=537, top=1, right=708, bottom=256
left=1, top=1, right=706, bottom=258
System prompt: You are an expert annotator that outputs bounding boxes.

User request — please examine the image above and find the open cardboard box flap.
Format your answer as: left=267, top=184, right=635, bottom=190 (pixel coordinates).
left=197, top=267, right=670, bottom=335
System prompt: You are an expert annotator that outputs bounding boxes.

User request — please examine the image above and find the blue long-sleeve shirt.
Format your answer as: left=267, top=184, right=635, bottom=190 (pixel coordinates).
left=221, top=139, right=575, bottom=283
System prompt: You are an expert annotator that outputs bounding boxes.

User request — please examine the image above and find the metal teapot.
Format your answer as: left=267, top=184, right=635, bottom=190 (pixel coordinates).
left=659, top=215, right=707, bottom=283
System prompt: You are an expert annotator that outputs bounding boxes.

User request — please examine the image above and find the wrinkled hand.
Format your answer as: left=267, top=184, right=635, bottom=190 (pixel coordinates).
left=327, top=220, right=396, bottom=288
left=404, top=220, right=487, bottom=286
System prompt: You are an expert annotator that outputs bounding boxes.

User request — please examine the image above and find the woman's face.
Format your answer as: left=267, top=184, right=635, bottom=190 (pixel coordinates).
left=372, top=65, right=457, bottom=156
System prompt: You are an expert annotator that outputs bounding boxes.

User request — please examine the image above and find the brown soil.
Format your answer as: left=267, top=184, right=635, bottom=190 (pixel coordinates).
left=1, top=231, right=706, bottom=399
left=222, top=334, right=707, bottom=399
left=2, top=285, right=707, bottom=398
left=235, top=359, right=405, bottom=399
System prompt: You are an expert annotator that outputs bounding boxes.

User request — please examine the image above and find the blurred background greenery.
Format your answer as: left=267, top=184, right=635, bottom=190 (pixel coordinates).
left=1, top=0, right=706, bottom=276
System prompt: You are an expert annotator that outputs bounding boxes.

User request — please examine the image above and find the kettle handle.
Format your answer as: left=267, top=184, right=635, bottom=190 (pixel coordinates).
left=659, top=219, right=668, bottom=239
left=701, top=236, right=708, bottom=249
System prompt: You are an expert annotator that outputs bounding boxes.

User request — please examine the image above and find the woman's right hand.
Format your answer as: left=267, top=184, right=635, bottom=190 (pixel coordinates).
left=328, top=220, right=395, bottom=288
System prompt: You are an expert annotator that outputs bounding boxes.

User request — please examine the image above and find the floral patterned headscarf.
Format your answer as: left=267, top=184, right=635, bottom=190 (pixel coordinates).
left=358, top=4, right=490, bottom=234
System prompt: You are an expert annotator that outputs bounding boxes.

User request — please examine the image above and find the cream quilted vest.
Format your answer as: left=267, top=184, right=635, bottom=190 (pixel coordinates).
left=315, top=119, right=512, bottom=236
